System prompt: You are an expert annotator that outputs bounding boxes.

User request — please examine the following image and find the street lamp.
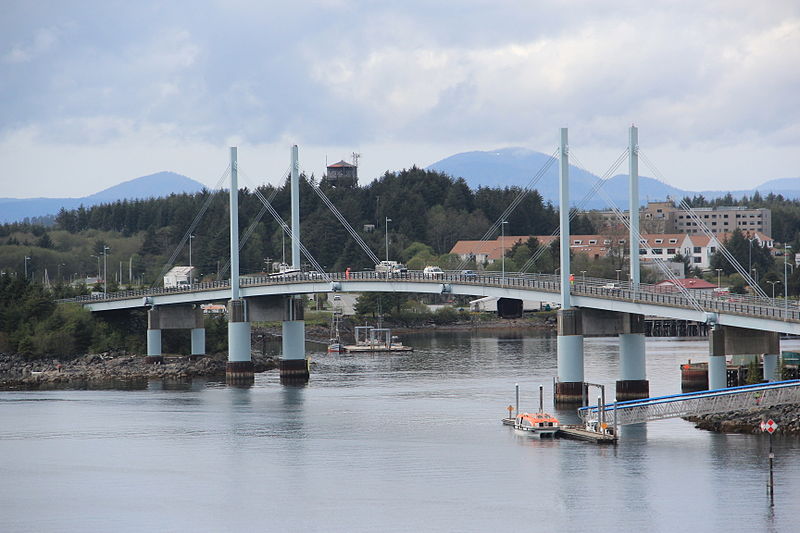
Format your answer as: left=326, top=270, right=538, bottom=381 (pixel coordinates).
left=748, top=238, right=754, bottom=279
left=785, top=245, right=792, bottom=309
left=385, top=217, right=392, bottom=262
left=24, top=256, right=31, bottom=279
left=501, top=220, right=509, bottom=283
left=767, top=280, right=779, bottom=300
left=189, top=234, right=195, bottom=267
left=103, top=245, right=110, bottom=294
left=580, top=270, right=587, bottom=282
left=616, top=269, right=621, bottom=282
left=715, top=268, right=722, bottom=289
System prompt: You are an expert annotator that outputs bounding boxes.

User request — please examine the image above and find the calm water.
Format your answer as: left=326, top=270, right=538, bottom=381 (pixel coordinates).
left=2, top=332, right=800, bottom=532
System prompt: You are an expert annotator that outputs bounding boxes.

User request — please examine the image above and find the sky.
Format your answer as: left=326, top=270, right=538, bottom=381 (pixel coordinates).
left=1, top=0, right=799, bottom=198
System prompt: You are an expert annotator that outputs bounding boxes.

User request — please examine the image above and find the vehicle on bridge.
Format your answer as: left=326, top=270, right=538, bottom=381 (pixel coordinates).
left=375, top=260, right=408, bottom=278
left=163, top=266, right=197, bottom=289
left=423, top=266, right=444, bottom=278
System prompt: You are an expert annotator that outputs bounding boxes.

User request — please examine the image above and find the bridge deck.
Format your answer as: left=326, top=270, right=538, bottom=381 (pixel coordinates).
left=59, top=270, right=800, bottom=333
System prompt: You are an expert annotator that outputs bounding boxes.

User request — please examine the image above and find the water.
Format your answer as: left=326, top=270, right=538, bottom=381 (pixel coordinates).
left=2, top=332, right=800, bottom=532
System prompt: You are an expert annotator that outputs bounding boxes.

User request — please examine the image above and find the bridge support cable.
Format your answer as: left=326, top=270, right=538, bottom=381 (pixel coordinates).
left=454, top=148, right=559, bottom=272
left=579, top=380, right=800, bottom=426
left=150, top=165, right=232, bottom=288
left=239, top=169, right=332, bottom=282
left=639, top=151, right=769, bottom=301
left=570, top=152, right=706, bottom=314
left=518, top=149, right=628, bottom=273
left=217, top=185, right=282, bottom=279
left=306, top=177, right=381, bottom=266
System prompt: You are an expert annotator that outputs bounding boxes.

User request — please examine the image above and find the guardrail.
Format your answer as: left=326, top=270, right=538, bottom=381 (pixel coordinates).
left=59, top=270, right=800, bottom=323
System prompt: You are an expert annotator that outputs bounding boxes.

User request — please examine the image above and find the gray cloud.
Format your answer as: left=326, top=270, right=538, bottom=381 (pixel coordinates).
left=0, top=0, right=798, bottom=196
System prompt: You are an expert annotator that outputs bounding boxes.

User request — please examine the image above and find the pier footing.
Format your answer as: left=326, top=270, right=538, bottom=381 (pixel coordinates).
left=555, top=381, right=585, bottom=404
left=226, top=360, right=254, bottom=385
left=616, top=379, right=649, bottom=401
left=280, top=358, right=309, bottom=384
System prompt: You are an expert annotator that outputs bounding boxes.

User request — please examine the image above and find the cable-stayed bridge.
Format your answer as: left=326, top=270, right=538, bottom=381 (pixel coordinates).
left=58, top=128, right=800, bottom=407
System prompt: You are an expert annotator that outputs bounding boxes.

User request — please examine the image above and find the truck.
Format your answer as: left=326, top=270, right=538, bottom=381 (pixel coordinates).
left=164, top=266, right=197, bottom=289
left=375, top=260, right=408, bottom=278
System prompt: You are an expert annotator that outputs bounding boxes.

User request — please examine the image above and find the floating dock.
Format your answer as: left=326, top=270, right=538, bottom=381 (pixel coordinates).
left=342, top=344, right=413, bottom=353
left=502, top=418, right=617, bottom=444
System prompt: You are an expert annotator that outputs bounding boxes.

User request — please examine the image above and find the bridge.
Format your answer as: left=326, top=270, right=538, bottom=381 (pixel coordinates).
left=61, top=129, right=799, bottom=402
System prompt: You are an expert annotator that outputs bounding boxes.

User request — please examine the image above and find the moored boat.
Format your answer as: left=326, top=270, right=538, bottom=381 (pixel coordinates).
left=514, top=412, right=560, bottom=438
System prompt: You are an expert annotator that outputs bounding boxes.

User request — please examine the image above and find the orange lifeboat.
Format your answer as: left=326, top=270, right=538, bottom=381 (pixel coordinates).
left=514, top=412, right=560, bottom=438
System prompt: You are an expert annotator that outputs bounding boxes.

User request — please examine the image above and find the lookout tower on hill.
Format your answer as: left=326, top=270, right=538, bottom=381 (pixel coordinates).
left=324, top=157, right=358, bottom=188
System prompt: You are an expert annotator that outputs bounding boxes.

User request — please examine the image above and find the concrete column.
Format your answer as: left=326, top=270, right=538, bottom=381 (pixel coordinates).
left=763, top=354, right=779, bottom=382
left=280, top=296, right=308, bottom=383
left=190, top=306, right=205, bottom=360
left=556, top=308, right=584, bottom=404
left=146, top=308, right=163, bottom=364
left=227, top=299, right=253, bottom=384
left=708, top=325, right=727, bottom=390
left=617, top=314, right=649, bottom=401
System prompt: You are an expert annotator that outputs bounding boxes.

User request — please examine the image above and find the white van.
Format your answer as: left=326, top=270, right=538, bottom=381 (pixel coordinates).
left=423, top=266, right=444, bottom=278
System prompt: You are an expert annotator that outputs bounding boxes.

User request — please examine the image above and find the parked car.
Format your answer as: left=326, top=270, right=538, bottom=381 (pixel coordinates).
left=461, top=269, right=478, bottom=279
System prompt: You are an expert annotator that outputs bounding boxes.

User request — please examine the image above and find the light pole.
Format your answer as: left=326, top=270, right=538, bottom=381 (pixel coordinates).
left=767, top=280, right=779, bottom=300
left=189, top=234, right=195, bottom=267
left=103, top=245, right=110, bottom=294
left=500, top=220, right=509, bottom=282
left=715, top=268, right=722, bottom=289
left=616, top=269, right=621, bottom=283
left=748, top=238, right=754, bottom=279
left=385, top=217, right=392, bottom=262
left=580, top=270, right=587, bottom=282
left=24, top=256, right=31, bottom=279
left=785, top=245, right=792, bottom=309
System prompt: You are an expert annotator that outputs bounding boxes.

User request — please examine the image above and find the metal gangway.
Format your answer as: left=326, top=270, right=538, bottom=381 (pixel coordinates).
left=578, top=380, right=800, bottom=427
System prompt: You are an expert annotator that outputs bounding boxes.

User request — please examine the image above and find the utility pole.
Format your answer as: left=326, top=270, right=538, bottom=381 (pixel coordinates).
left=189, top=234, right=195, bottom=267
left=501, top=220, right=508, bottom=283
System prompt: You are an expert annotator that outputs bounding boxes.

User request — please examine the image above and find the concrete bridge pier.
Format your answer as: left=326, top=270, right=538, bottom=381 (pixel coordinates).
left=556, top=309, right=585, bottom=404
left=280, top=296, right=308, bottom=384
left=146, top=307, right=163, bottom=364
left=190, top=306, right=205, bottom=361
left=227, top=299, right=253, bottom=384
left=617, top=314, right=649, bottom=401
left=709, top=325, right=780, bottom=389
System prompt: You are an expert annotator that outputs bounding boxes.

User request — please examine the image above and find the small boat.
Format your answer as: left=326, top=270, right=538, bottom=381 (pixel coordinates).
left=327, top=339, right=343, bottom=353
left=514, top=412, right=560, bottom=438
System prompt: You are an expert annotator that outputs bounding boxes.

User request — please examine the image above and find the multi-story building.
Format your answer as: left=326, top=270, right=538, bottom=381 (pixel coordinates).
left=595, top=201, right=771, bottom=237
left=671, top=206, right=771, bottom=237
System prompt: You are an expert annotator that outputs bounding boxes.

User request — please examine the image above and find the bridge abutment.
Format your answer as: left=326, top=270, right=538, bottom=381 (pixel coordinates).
left=280, top=296, right=309, bottom=384
left=556, top=309, right=585, bottom=404
left=227, top=299, right=254, bottom=384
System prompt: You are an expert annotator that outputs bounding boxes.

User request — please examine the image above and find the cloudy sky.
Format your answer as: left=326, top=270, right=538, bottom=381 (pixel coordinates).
left=1, top=0, right=799, bottom=198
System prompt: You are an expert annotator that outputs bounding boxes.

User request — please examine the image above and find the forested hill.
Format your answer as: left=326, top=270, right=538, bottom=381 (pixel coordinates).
left=0, top=167, right=596, bottom=283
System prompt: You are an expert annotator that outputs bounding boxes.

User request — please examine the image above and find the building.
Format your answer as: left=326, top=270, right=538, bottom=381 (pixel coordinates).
left=672, top=206, right=771, bottom=237
left=324, top=160, right=358, bottom=187
left=655, top=278, right=718, bottom=296
left=594, top=201, right=772, bottom=237
left=449, top=230, right=774, bottom=270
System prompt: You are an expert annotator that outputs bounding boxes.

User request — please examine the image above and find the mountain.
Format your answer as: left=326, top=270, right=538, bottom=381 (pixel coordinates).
left=0, top=171, right=206, bottom=224
left=427, top=147, right=800, bottom=209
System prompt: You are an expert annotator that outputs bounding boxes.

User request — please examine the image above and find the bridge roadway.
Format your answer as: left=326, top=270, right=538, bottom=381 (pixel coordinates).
left=64, top=271, right=800, bottom=334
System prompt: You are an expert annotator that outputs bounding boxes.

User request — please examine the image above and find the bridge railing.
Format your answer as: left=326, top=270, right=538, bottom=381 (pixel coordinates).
left=58, top=269, right=800, bottom=323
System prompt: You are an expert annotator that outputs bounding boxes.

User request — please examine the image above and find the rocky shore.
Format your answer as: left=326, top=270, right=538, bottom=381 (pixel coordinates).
left=686, top=405, right=800, bottom=435
left=0, top=352, right=278, bottom=390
